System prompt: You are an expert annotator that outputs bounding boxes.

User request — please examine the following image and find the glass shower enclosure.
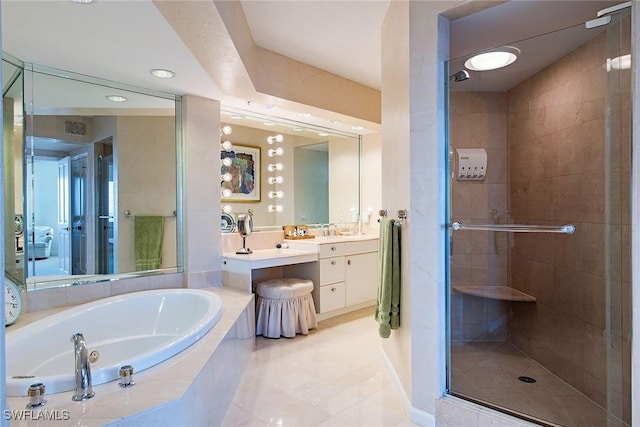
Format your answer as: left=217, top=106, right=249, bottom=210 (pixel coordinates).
left=447, top=7, right=631, bottom=427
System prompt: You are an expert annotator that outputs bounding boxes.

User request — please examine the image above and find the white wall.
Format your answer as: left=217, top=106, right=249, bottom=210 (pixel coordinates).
left=117, top=116, right=177, bottom=272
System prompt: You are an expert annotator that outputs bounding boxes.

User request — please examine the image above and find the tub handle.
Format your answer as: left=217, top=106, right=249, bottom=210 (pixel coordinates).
left=119, top=365, right=135, bottom=387
left=26, top=383, right=47, bottom=408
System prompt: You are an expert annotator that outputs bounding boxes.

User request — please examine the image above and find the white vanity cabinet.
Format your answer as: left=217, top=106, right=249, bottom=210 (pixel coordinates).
left=288, top=237, right=379, bottom=319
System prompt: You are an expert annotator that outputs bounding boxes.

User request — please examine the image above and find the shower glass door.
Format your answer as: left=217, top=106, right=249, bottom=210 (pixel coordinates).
left=446, top=9, right=631, bottom=427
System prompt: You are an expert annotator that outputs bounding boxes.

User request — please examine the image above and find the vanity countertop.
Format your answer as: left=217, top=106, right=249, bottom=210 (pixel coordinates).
left=285, top=234, right=379, bottom=245
left=222, top=248, right=319, bottom=270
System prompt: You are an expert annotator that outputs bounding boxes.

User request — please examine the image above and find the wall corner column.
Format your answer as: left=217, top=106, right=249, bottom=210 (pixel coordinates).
left=181, top=95, right=222, bottom=288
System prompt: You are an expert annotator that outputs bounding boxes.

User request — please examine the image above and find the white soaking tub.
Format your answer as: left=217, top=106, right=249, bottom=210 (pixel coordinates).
left=5, top=288, right=223, bottom=397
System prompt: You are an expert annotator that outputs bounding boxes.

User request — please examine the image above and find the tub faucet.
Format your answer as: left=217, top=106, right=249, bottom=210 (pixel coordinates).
left=71, top=333, right=95, bottom=401
left=328, top=223, right=338, bottom=237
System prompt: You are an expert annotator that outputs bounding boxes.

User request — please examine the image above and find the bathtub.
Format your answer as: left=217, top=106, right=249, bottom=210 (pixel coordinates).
left=5, top=288, right=223, bottom=397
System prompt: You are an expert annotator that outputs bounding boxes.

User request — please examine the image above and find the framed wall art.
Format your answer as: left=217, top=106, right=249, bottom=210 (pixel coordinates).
left=221, top=145, right=261, bottom=202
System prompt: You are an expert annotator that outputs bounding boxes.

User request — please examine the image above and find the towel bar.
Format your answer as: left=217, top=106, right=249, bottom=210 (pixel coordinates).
left=378, top=209, right=406, bottom=226
left=124, top=210, right=176, bottom=219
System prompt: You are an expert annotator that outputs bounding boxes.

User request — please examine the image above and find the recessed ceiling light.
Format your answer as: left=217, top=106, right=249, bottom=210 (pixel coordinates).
left=351, top=125, right=365, bottom=131
left=106, top=95, right=127, bottom=102
left=297, top=112, right=312, bottom=118
left=318, top=132, right=329, bottom=136
left=150, top=68, right=176, bottom=79
left=230, top=114, right=245, bottom=119
left=263, top=104, right=277, bottom=110
left=263, top=121, right=276, bottom=126
left=292, top=127, right=304, bottom=131
left=464, top=46, right=520, bottom=71
left=329, top=120, right=341, bottom=125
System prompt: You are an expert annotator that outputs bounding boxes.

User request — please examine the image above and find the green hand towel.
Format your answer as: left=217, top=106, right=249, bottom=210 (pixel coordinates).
left=135, top=216, right=164, bottom=271
left=375, top=218, right=400, bottom=338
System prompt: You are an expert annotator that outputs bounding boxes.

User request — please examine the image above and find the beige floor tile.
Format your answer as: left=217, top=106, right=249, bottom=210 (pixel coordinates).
left=222, top=307, right=413, bottom=427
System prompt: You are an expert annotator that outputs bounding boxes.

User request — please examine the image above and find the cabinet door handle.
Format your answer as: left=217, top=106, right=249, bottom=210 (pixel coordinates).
left=347, top=260, right=351, bottom=266
left=331, top=287, right=336, bottom=292
left=331, top=246, right=336, bottom=251
left=331, top=260, right=336, bottom=265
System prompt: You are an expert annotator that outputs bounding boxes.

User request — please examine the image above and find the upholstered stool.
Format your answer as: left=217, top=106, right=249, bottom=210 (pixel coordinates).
left=255, top=278, right=318, bottom=338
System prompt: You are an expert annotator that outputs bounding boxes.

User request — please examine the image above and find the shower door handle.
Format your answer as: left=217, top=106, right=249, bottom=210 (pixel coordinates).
left=450, top=221, right=575, bottom=234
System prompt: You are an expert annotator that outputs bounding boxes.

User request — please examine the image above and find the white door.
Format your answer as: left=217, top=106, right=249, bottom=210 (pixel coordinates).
left=57, top=157, right=71, bottom=275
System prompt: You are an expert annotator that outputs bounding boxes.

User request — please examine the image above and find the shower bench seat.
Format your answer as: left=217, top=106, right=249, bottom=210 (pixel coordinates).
left=453, top=285, right=536, bottom=302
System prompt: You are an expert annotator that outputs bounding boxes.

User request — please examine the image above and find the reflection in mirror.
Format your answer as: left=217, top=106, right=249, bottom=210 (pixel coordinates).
left=3, top=55, right=25, bottom=289
left=220, top=110, right=361, bottom=231
left=3, top=60, right=182, bottom=291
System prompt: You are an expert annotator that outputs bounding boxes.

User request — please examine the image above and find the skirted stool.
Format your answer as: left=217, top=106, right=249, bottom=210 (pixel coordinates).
left=255, top=278, right=318, bottom=338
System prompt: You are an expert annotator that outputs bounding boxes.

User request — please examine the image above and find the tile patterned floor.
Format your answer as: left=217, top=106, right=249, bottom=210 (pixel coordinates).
left=450, top=342, right=611, bottom=427
left=222, top=308, right=418, bottom=427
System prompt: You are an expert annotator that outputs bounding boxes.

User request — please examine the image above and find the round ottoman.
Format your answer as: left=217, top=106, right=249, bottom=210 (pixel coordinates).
left=255, top=278, right=318, bottom=338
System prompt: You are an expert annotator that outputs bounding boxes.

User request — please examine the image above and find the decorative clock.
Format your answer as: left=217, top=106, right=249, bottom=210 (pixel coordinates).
left=5, top=281, right=23, bottom=326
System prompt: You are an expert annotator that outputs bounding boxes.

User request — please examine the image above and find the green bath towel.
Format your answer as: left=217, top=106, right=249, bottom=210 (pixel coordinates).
left=375, top=218, right=400, bottom=338
left=135, top=216, right=164, bottom=271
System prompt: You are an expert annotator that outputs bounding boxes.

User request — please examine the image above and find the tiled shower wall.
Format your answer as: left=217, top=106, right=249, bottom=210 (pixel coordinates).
left=449, top=92, right=509, bottom=342
left=507, top=25, right=631, bottom=421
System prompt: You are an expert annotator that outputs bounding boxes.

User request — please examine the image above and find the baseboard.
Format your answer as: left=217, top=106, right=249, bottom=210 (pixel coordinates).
left=380, top=349, right=436, bottom=427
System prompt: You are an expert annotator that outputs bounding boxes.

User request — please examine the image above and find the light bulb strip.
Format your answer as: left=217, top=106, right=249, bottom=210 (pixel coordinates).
left=267, top=134, right=284, bottom=213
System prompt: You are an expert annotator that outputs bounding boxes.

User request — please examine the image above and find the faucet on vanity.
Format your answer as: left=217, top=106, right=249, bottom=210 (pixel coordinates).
left=320, top=223, right=338, bottom=237
left=71, top=333, right=95, bottom=401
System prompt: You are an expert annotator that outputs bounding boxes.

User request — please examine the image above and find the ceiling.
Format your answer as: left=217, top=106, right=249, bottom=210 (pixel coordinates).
left=0, top=1, right=623, bottom=119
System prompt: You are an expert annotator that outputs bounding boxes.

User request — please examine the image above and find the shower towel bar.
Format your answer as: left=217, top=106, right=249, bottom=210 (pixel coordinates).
left=450, top=221, right=575, bottom=234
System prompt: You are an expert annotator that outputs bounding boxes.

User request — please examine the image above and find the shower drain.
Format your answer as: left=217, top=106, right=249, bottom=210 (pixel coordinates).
left=518, top=376, right=537, bottom=383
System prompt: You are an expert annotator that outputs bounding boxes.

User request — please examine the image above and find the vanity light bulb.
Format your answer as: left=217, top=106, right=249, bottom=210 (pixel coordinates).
left=221, top=125, right=233, bottom=135
left=268, top=204, right=284, bottom=213
left=221, top=140, right=232, bottom=150
left=222, top=173, right=233, bottom=182
left=267, top=163, right=284, bottom=172
left=268, top=147, right=284, bottom=157
left=221, top=157, right=232, bottom=167
left=268, top=191, right=284, bottom=199
left=222, top=188, right=232, bottom=198
left=266, top=134, right=284, bottom=144
left=268, top=176, right=284, bottom=185
left=223, top=205, right=233, bottom=214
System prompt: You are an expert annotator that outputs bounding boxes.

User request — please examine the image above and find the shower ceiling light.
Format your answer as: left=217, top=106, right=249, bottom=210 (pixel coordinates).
left=608, top=54, right=631, bottom=70
left=465, top=46, right=520, bottom=71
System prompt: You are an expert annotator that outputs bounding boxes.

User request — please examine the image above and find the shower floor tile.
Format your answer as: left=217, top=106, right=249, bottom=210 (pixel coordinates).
left=450, top=341, right=609, bottom=427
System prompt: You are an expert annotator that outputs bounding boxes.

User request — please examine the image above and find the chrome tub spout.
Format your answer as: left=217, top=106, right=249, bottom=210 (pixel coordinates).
left=71, top=333, right=95, bottom=401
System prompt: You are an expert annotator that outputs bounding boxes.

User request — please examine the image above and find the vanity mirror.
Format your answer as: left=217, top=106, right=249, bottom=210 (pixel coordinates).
left=3, top=58, right=182, bottom=291
left=220, top=109, right=362, bottom=231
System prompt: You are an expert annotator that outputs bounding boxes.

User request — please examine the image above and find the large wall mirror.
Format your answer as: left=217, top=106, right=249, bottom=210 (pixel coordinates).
left=220, top=109, right=361, bottom=231
left=3, top=58, right=182, bottom=291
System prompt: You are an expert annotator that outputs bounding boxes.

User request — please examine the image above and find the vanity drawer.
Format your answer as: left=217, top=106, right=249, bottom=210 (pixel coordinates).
left=345, top=239, right=378, bottom=255
left=319, top=282, right=346, bottom=313
left=319, top=257, right=345, bottom=285
left=319, top=243, right=345, bottom=259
